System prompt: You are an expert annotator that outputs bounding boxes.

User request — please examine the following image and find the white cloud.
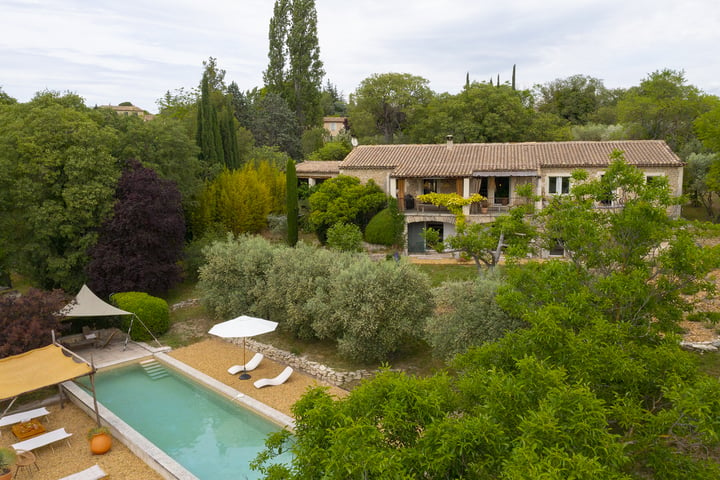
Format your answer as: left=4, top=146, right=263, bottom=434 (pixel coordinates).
left=1, top=0, right=719, bottom=112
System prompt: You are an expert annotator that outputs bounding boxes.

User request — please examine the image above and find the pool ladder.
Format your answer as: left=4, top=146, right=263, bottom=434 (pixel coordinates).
left=140, top=359, right=169, bottom=380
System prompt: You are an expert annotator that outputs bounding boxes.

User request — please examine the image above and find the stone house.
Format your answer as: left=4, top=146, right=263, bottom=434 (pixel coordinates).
left=296, top=139, right=684, bottom=253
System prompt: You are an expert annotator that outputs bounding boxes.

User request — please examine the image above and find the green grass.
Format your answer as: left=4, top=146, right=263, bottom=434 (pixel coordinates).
left=695, top=351, right=720, bottom=378
left=414, top=263, right=478, bottom=286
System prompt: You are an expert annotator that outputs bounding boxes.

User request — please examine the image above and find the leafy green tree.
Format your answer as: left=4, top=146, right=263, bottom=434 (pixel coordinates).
left=695, top=103, right=720, bottom=153
left=199, top=234, right=279, bottom=320
left=320, top=80, right=347, bottom=116
left=349, top=73, right=433, bottom=143
left=264, top=0, right=324, bottom=129
left=408, top=82, right=568, bottom=143
left=257, top=242, right=352, bottom=339
left=287, top=0, right=324, bottom=128
left=86, top=160, right=185, bottom=299
left=286, top=158, right=299, bottom=246
left=309, top=258, right=433, bottom=362
left=425, top=274, right=525, bottom=360
left=264, top=0, right=290, bottom=98
left=0, top=91, right=120, bottom=292
left=246, top=93, right=301, bottom=159
left=255, top=152, right=720, bottom=478
left=616, top=69, right=718, bottom=152
left=685, top=152, right=719, bottom=218
left=534, top=74, right=611, bottom=124
left=307, top=139, right=351, bottom=161
left=326, top=222, right=363, bottom=252
left=307, top=175, right=388, bottom=243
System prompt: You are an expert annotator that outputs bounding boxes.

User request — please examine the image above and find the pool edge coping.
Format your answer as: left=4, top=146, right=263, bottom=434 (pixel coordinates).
left=63, top=352, right=296, bottom=480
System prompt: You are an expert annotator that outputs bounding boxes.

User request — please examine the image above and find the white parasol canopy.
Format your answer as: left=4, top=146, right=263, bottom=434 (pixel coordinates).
left=208, top=315, right=278, bottom=379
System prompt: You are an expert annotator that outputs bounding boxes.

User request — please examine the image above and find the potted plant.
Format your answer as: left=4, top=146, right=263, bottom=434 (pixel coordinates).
left=480, top=200, right=489, bottom=214
left=0, top=447, right=17, bottom=480
left=87, top=425, right=112, bottom=454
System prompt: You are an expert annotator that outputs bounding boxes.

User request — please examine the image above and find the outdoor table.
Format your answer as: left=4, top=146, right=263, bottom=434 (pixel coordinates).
left=11, top=419, right=46, bottom=440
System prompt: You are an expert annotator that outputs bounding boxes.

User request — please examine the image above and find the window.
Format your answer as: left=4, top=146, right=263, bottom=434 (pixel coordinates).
left=646, top=175, right=664, bottom=185
left=548, top=176, right=570, bottom=195
left=422, top=179, right=438, bottom=194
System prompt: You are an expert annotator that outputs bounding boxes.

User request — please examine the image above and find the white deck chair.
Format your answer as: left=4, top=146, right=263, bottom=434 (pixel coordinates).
left=0, top=407, right=50, bottom=437
left=59, top=464, right=108, bottom=480
left=254, top=366, right=293, bottom=388
left=11, top=427, right=72, bottom=454
left=227, top=353, right=264, bottom=375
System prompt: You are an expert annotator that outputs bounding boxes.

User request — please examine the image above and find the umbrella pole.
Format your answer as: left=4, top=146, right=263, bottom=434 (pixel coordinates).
left=239, top=337, right=251, bottom=380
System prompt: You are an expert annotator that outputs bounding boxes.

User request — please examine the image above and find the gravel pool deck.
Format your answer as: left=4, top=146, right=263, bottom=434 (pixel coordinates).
left=1, top=338, right=349, bottom=479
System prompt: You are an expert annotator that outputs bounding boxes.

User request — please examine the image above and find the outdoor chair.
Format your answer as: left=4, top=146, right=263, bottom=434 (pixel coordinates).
left=11, top=427, right=72, bottom=454
left=58, top=464, right=108, bottom=480
left=227, top=353, right=264, bottom=375
left=254, top=366, right=293, bottom=389
left=0, top=407, right=50, bottom=437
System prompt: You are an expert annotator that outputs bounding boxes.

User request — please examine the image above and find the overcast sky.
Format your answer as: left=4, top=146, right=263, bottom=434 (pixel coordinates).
left=2, top=0, right=719, bottom=113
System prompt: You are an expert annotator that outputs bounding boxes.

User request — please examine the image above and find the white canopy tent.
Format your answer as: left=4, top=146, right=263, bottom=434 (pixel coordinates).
left=59, top=284, right=161, bottom=350
left=58, top=284, right=132, bottom=317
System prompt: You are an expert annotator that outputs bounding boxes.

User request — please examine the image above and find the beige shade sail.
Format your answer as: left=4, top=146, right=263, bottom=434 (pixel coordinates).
left=0, top=344, right=93, bottom=401
left=58, top=284, right=132, bottom=318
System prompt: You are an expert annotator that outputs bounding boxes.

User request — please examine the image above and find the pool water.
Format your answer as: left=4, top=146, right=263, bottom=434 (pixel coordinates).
left=82, top=363, right=290, bottom=479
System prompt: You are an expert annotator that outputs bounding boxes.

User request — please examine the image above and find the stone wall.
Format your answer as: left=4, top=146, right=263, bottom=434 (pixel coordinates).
left=226, top=337, right=377, bottom=388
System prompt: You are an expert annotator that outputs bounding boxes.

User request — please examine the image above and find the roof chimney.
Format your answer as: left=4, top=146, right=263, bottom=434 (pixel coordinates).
left=446, top=135, right=453, bottom=150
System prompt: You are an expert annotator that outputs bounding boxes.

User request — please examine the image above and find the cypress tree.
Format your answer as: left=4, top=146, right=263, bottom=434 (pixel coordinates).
left=197, top=73, right=224, bottom=168
left=286, top=158, right=298, bottom=246
left=220, top=104, right=240, bottom=169
left=511, top=64, right=516, bottom=91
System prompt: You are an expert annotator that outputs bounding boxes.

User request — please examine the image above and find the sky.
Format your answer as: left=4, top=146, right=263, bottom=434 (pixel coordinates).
left=2, top=0, right=719, bottom=114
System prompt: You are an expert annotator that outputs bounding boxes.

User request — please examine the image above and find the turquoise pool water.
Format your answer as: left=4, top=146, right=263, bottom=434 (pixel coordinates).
left=81, top=363, right=289, bottom=479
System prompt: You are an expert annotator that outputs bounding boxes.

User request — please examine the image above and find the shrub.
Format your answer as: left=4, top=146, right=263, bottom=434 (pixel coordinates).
left=258, top=242, right=356, bottom=339
left=112, top=291, right=170, bottom=341
left=310, top=257, right=433, bottom=362
left=364, top=205, right=405, bottom=247
left=198, top=234, right=281, bottom=320
left=425, top=273, right=525, bottom=360
left=326, top=223, right=363, bottom=252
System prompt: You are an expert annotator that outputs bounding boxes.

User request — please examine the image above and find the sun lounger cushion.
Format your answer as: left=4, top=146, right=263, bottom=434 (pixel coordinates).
left=58, top=464, right=108, bottom=480
left=254, top=366, right=293, bottom=388
left=11, top=427, right=72, bottom=452
left=228, top=353, right=264, bottom=375
left=0, top=407, right=50, bottom=427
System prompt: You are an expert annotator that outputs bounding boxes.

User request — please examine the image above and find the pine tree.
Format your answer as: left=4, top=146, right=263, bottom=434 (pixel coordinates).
left=286, top=158, right=298, bottom=246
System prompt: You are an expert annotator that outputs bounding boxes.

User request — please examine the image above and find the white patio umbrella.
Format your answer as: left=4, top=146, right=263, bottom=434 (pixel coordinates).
left=208, top=315, right=278, bottom=379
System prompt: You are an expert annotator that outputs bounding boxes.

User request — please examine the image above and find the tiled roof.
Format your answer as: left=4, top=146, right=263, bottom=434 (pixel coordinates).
left=340, top=141, right=682, bottom=178
left=295, top=161, right=341, bottom=175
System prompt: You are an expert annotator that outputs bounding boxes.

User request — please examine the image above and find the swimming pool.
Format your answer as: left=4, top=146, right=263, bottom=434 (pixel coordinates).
left=77, top=359, right=292, bottom=479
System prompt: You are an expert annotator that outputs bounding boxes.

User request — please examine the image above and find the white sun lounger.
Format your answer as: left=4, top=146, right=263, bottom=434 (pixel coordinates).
left=0, top=407, right=50, bottom=427
left=228, top=353, right=264, bottom=375
left=58, top=464, right=108, bottom=480
left=11, top=427, right=72, bottom=454
left=0, top=407, right=50, bottom=437
left=254, top=366, right=293, bottom=388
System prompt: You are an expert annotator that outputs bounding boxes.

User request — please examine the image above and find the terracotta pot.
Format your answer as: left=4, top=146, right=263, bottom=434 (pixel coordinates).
left=0, top=469, right=12, bottom=480
left=89, top=433, right=112, bottom=455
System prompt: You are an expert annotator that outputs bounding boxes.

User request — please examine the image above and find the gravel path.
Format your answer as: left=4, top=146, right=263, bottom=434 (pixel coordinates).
left=1, top=338, right=348, bottom=479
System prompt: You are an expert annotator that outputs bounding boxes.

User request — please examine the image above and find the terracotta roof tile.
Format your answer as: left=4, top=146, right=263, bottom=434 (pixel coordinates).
left=295, top=161, right=341, bottom=175
left=340, top=141, right=682, bottom=178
